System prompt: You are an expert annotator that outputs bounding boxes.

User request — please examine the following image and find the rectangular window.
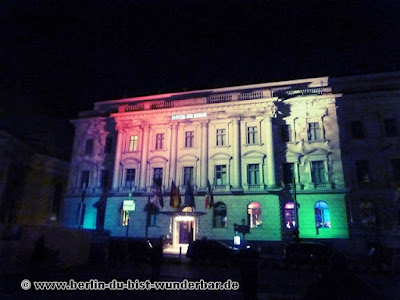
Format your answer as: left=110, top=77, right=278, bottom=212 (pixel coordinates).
left=308, top=122, right=321, bottom=141
left=105, top=136, right=113, bottom=153
left=100, top=170, right=110, bottom=189
left=283, top=163, right=294, bottom=184
left=311, top=161, right=326, bottom=184
left=85, top=139, right=93, bottom=155
left=80, top=170, right=90, bottom=188
left=183, top=167, right=194, bottom=185
left=215, top=165, right=227, bottom=186
left=125, top=169, right=136, bottom=188
left=247, top=126, right=257, bottom=144
left=155, top=133, right=164, bottom=150
left=247, top=164, right=259, bottom=185
left=391, top=159, right=400, bottom=181
left=351, top=121, right=365, bottom=139
left=355, top=160, right=370, bottom=184
left=281, top=124, right=292, bottom=142
left=216, top=129, right=226, bottom=146
left=185, top=131, right=194, bottom=148
left=153, top=168, right=163, bottom=185
left=129, top=135, right=138, bottom=151
left=384, top=118, right=398, bottom=137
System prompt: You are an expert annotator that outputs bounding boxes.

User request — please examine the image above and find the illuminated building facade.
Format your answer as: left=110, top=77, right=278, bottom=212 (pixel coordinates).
left=62, top=72, right=400, bottom=247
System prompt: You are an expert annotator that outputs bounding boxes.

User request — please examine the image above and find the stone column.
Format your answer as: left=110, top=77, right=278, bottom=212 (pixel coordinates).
left=265, top=116, right=276, bottom=187
left=231, top=118, right=242, bottom=190
left=139, top=124, right=150, bottom=190
left=200, top=121, right=209, bottom=190
left=169, top=123, right=179, bottom=185
left=112, top=125, right=123, bottom=190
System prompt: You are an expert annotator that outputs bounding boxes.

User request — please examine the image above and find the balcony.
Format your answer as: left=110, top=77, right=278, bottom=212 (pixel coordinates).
left=150, top=100, right=174, bottom=109
left=123, top=103, right=144, bottom=112
left=207, top=93, right=233, bottom=104
left=238, top=90, right=265, bottom=100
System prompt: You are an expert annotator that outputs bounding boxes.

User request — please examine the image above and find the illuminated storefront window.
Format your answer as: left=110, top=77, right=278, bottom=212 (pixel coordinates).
left=285, top=202, right=296, bottom=229
left=213, top=202, right=227, bottom=228
left=248, top=202, right=262, bottom=228
left=315, top=201, right=330, bottom=228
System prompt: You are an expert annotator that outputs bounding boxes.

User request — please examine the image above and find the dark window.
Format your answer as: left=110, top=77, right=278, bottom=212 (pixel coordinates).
left=311, top=161, right=325, bottom=184
left=153, top=168, right=163, bottom=185
left=185, top=131, right=194, bottom=148
left=85, top=139, right=93, bottom=155
left=155, top=133, right=164, bottom=149
left=216, top=129, right=226, bottom=146
left=283, top=163, right=294, bottom=184
left=355, top=160, right=370, bottom=184
left=213, top=202, right=227, bottom=228
left=125, top=169, right=136, bottom=188
left=100, top=170, right=110, bottom=189
left=351, top=121, right=365, bottom=139
left=80, top=171, right=90, bottom=188
left=52, top=183, right=63, bottom=220
left=105, top=136, right=113, bottom=153
left=247, top=126, right=257, bottom=144
left=308, top=122, right=322, bottom=141
left=281, top=124, right=292, bottom=142
left=183, top=167, right=194, bottom=185
left=315, top=201, right=331, bottom=228
left=215, top=165, right=227, bottom=186
left=247, top=164, right=259, bottom=185
left=391, top=159, right=400, bottom=181
left=384, top=118, right=398, bottom=137
left=248, top=202, right=262, bottom=228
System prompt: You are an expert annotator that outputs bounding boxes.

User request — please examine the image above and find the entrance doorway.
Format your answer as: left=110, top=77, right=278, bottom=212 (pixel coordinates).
left=173, top=216, right=195, bottom=247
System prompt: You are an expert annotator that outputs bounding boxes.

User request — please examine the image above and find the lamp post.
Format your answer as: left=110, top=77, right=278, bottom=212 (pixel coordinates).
left=78, top=183, right=87, bottom=229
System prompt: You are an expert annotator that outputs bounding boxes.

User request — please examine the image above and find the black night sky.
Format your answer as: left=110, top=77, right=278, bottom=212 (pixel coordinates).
left=1, top=0, right=399, bottom=159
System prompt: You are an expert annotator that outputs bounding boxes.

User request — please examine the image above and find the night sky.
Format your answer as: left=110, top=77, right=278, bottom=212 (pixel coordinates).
left=1, top=0, right=399, bottom=159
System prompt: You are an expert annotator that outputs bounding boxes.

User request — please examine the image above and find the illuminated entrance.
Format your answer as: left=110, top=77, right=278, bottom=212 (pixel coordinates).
left=175, top=216, right=195, bottom=245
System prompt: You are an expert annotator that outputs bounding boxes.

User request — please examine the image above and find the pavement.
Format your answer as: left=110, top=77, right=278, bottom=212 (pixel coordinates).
left=0, top=251, right=399, bottom=300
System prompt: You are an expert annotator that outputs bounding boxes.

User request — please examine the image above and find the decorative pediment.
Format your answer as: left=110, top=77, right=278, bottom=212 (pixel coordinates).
left=148, top=156, right=168, bottom=163
left=177, top=154, right=199, bottom=163
left=122, top=157, right=140, bottom=165
left=242, top=150, right=267, bottom=159
left=286, top=149, right=303, bottom=163
left=210, top=152, right=232, bottom=161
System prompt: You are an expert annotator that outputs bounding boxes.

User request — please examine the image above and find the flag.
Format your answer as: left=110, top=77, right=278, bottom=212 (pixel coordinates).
left=205, top=179, right=214, bottom=209
left=184, top=182, right=195, bottom=207
left=170, top=180, right=181, bottom=208
left=150, top=178, right=164, bottom=209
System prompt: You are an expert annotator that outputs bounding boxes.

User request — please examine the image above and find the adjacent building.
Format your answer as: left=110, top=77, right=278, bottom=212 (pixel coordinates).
left=61, top=71, right=400, bottom=249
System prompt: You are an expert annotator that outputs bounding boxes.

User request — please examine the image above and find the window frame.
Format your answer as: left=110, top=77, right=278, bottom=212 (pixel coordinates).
left=183, top=166, right=194, bottom=186
left=247, top=126, right=258, bottom=144
left=314, top=201, right=331, bottom=229
left=247, top=164, right=260, bottom=185
left=215, top=165, right=227, bottom=186
left=128, top=135, right=138, bottom=152
left=125, top=168, right=136, bottom=188
left=311, top=161, right=326, bottom=185
left=155, top=133, right=164, bottom=150
left=308, top=122, right=322, bottom=141
left=216, top=128, right=226, bottom=146
left=247, top=202, right=262, bottom=228
left=213, top=202, right=227, bottom=228
left=185, top=131, right=194, bottom=148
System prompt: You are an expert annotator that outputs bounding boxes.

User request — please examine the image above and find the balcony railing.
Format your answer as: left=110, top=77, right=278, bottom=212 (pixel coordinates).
left=238, top=90, right=264, bottom=100
left=124, top=103, right=144, bottom=112
left=207, top=93, right=233, bottom=104
left=150, top=100, right=174, bottom=109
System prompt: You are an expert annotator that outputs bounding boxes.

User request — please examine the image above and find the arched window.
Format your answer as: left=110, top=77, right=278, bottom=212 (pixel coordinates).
left=315, top=201, right=331, bottom=228
left=248, top=202, right=262, bottom=228
left=284, top=202, right=296, bottom=229
left=213, top=202, right=227, bottom=228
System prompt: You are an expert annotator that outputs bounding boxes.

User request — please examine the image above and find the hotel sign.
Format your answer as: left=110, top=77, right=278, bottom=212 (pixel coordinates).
left=171, top=112, right=207, bottom=120
left=123, top=200, right=136, bottom=211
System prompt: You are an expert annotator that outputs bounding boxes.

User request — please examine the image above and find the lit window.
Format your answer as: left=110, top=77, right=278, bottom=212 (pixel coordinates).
left=351, top=121, right=365, bottom=139
left=85, top=139, right=93, bottom=155
left=216, top=129, right=226, bottom=146
left=183, top=167, right=193, bottom=185
left=283, top=163, right=294, bottom=184
left=185, top=131, right=194, bottom=148
left=213, top=202, right=227, bottom=228
left=248, top=202, right=262, bottom=228
left=129, top=135, right=138, bottom=151
left=311, top=161, right=326, bottom=185
left=155, top=133, right=164, bottom=150
left=384, top=118, right=398, bottom=137
left=391, top=159, right=400, bottom=181
left=355, top=160, right=370, bottom=184
left=247, top=126, right=257, bottom=144
left=105, top=136, right=113, bottom=153
left=80, top=171, right=90, bottom=188
left=120, top=209, right=130, bottom=226
left=215, top=165, right=227, bottom=186
left=284, top=202, right=296, bottom=229
left=281, top=124, right=292, bottom=142
left=315, top=201, right=331, bottom=228
left=100, top=170, right=110, bottom=189
left=247, top=164, right=259, bottom=185
left=125, top=169, right=136, bottom=188
left=153, top=168, right=163, bottom=185
left=308, top=122, right=322, bottom=141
